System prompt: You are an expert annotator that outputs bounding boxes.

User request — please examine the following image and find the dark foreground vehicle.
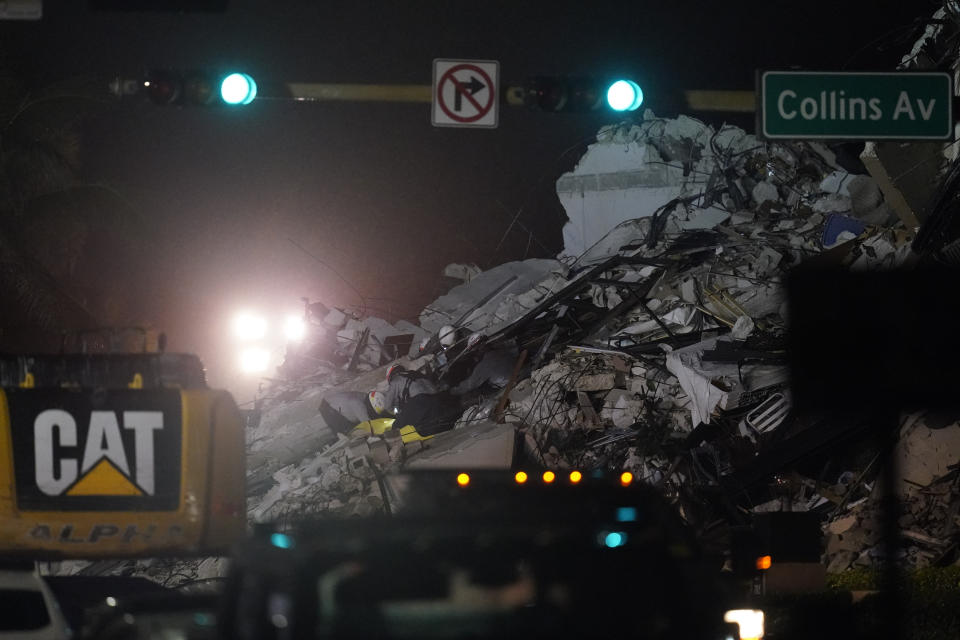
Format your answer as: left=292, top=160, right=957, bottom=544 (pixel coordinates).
left=220, top=470, right=743, bottom=640
left=44, top=576, right=169, bottom=636
left=81, top=592, right=219, bottom=640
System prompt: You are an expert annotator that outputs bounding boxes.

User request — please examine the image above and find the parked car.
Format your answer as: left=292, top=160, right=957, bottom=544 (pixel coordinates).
left=0, top=563, right=70, bottom=640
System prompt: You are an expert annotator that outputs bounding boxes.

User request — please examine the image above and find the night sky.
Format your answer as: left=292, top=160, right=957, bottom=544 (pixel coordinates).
left=2, top=1, right=928, bottom=395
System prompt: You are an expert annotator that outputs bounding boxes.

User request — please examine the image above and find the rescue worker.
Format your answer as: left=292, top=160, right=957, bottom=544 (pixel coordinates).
left=424, top=324, right=465, bottom=367
left=318, top=390, right=380, bottom=436
left=368, top=365, right=463, bottom=438
left=379, top=365, right=440, bottom=415
left=438, top=325, right=458, bottom=349
left=450, top=345, right=519, bottom=394
left=390, top=390, right=465, bottom=437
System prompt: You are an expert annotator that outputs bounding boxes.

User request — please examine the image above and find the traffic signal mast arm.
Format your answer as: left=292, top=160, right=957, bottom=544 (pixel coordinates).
left=283, top=83, right=432, bottom=103
left=279, top=78, right=645, bottom=112
left=278, top=81, right=754, bottom=114
left=120, top=69, right=756, bottom=113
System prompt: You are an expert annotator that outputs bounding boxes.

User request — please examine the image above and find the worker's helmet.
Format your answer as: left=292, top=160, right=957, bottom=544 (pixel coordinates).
left=438, top=325, right=457, bottom=348
left=369, top=390, right=387, bottom=415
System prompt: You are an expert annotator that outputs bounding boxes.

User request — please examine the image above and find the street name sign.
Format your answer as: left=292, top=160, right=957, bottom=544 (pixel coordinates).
left=432, top=59, right=499, bottom=129
left=760, top=71, right=953, bottom=141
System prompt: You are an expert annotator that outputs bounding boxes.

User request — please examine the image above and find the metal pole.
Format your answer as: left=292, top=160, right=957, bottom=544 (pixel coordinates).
left=276, top=83, right=759, bottom=114
left=283, top=83, right=432, bottom=103
left=683, top=90, right=755, bottom=113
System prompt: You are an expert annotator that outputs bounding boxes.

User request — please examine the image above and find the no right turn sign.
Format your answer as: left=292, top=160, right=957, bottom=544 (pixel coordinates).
left=432, top=59, right=499, bottom=129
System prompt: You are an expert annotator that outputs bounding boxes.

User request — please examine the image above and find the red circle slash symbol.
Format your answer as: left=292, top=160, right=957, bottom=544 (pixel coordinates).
left=438, top=64, right=495, bottom=123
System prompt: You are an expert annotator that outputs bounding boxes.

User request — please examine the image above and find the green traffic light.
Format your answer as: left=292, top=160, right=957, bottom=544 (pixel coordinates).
left=606, top=79, right=643, bottom=112
left=604, top=531, right=627, bottom=548
left=220, top=72, right=257, bottom=105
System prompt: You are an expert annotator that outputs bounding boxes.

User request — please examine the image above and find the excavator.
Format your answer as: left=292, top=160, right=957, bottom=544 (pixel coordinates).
left=0, top=328, right=245, bottom=559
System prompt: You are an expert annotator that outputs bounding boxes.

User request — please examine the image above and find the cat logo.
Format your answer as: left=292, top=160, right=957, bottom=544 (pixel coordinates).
left=34, top=409, right=161, bottom=497
left=9, top=390, right=182, bottom=511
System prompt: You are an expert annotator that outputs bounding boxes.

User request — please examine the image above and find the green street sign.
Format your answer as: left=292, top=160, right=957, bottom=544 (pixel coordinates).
left=760, top=71, right=953, bottom=140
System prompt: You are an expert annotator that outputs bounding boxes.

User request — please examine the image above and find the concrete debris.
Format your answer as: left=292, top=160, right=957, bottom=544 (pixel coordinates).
left=752, top=180, right=780, bottom=206
left=419, top=259, right=566, bottom=336
left=443, top=262, right=482, bottom=282
left=817, top=413, right=960, bottom=573
left=828, top=514, right=858, bottom=536
left=573, top=372, right=617, bottom=392
left=557, top=113, right=762, bottom=259
left=897, top=418, right=960, bottom=491
left=730, top=316, right=755, bottom=341
left=233, top=92, right=948, bottom=585
left=601, top=389, right=644, bottom=429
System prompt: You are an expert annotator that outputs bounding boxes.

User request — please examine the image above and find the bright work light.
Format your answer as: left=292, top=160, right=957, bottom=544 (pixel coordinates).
left=606, top=79, right=643, bottom=112
left=284, top=315, right=307, bottom=341
left=220, top=72, right=257, bottom=105
left=233, top=312, right=267, bottom=341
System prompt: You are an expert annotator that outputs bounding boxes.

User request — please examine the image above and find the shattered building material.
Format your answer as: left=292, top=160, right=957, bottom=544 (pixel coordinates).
left=443, top=263, right=482, bottom=283
left=404, top=421, right=517, bottom=470
left=236, top=101, right=956, bottom=590
left=419, top=259, right=566, bottom=337
left=896, top=417, right=960, bottom=492
left=860, top=141, right=939, bottom=230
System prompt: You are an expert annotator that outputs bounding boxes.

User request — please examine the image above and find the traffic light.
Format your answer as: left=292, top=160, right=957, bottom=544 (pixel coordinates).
left=606, top=79, right=644, bottom=112
left=523, top=76, right=643, bottom=113
left=142, top=70, right=257, bottom=106
left=220, top=73, right=258, bottom=105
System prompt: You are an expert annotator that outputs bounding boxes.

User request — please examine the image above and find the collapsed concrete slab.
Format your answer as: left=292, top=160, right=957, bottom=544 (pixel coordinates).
left=557, top=114, right=760, bottom=259
left=419, top=258, right=566, bottom=336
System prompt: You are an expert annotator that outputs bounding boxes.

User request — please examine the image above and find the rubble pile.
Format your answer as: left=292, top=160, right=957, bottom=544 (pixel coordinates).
left=824, top=413, right=960, bottom=572
left=250, top=432, right=395, bottom=523
left=236, top=106, right=948, bottom=576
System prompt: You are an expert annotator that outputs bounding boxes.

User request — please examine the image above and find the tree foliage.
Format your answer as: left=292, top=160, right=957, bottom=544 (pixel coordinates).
left=0, top=53, right=146, bottom=348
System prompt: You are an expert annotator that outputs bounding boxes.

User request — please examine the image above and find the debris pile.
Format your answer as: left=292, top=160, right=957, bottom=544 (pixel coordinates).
left=233, top=105, right=944, bottom=578
left=250, top=431, right=393, bottom=523
left=823, top=413, right=960, bottom=572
